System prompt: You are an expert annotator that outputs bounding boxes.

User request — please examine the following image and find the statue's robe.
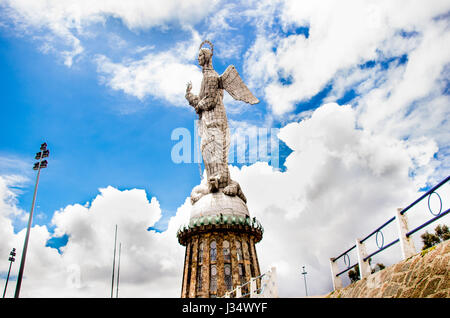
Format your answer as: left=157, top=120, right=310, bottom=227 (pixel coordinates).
left=196, top=67, right=231, bottom=189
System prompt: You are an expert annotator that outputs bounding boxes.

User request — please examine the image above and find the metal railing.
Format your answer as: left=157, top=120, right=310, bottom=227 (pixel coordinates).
left=330, top=175, right=449, bottom=290
left=219, top=267, right=278, bottom=298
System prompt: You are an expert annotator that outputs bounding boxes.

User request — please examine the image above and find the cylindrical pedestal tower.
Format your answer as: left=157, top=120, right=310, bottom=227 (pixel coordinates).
left=177, top=192, right=263, bottom=298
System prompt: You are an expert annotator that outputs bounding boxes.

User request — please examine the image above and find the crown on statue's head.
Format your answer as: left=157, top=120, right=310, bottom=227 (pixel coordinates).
left=199, top=40, right=214, bottom=55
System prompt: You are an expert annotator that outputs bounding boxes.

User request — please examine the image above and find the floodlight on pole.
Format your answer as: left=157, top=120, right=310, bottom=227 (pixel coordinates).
left=3, top=248, right=16, bottom=298
left=14, top=142, right=49, bottom=298
left=301, top=265, right=308, bottom=297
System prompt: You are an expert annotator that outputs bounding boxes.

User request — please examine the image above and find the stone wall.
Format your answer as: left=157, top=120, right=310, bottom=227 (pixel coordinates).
left=181, top=230, right=262, bottom=298
left=327, top=239, right=450, bottom=298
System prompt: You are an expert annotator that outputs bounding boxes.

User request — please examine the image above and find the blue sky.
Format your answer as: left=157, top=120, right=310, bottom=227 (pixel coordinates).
left=0, top=0, right=449, bottom=297
left=0, top=3, right=295, bottom=233
left=0, top=32, right=200, bottom=225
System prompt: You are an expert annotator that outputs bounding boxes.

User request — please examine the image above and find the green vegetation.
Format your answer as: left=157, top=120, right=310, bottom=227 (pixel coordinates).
left=421, top=224, right=449, bottom=250
left=348, top=258, right=385, bottom=283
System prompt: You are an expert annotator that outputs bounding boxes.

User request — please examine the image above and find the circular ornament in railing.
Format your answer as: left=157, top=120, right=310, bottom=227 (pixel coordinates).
left=427, top=191, right=442, bottom=216
left=375, top=230, right=384, bottom=249
left=343, top=253, right=351, bottom=269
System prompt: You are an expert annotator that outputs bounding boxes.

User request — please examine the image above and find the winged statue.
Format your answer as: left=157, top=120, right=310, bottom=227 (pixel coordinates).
left=185, top=40, right=259, bottom=204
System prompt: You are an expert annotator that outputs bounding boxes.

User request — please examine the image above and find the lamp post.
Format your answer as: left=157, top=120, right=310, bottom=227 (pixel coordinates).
left=116, top=243, right=121, bottom=298
left=111, top=224, right=118, bottom=298
left=3, top=248, right=16, bottom=298
left=301, top=265, right=308, bottom=297
left=14, top=142, right=49, bottom=298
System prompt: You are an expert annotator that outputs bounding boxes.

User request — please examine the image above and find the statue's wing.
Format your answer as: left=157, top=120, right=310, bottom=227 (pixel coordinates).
left=220, top=65, right=259, bottom=105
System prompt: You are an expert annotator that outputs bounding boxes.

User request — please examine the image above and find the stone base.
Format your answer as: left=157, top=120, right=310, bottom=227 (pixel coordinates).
left=178, top=185, right=264, bottom=298
left=180, top=229, right=262, bottom=298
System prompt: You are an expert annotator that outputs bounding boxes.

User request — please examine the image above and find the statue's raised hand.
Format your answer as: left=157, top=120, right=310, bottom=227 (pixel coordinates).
left=186, top=81, right=192, bottom=94
left=185, top=81, right=199, bottom=109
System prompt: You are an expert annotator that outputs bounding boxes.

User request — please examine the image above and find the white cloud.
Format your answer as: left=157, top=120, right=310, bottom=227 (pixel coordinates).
left=242, top=0, right=450, bottom=188
left=356, top=20, right=450, bottom=137
left=229, top=102, right=446, bottom=296
left=1, top=1, right=449, bottom=299
left=0, top=175, right=27, bottom=224
left=0, top=155, right=32, bottom=180
left=0, top=178, right=190, bottom=297
left=0, top=103, right=447, bottom=297
left=95, top=32, right=203, bottom=106
left=0, top=0, right=219, bottom=66
left=244, top=0, right=450, bottom=116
